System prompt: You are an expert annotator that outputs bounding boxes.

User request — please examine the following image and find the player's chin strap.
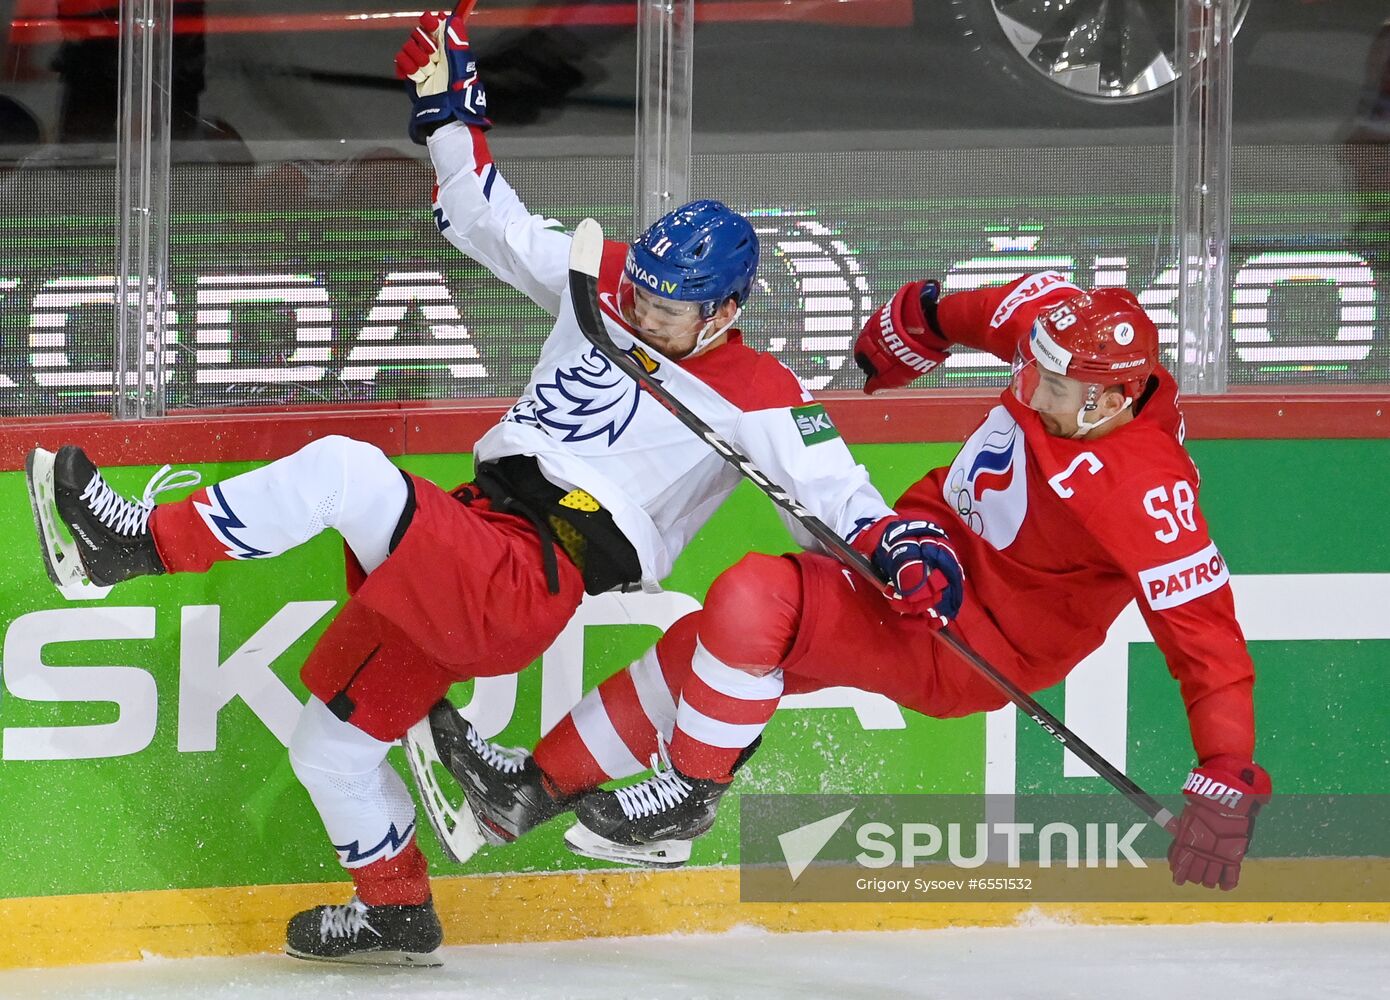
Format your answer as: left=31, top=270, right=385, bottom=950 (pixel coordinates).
left=685, top=305, right=742, bottom=358
left=1070, top=389, right=1134, bottom=439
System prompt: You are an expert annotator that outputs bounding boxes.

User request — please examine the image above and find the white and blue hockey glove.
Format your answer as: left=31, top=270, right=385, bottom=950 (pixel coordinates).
left=871, top=519, right=965, bottom=626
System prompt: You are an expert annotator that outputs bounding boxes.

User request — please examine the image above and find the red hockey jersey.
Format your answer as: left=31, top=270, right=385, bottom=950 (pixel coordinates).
left=896, top=272, right=1255, bottom=763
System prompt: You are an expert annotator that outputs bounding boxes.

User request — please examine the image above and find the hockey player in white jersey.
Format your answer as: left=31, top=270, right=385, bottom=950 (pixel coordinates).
left=23, top=0, right=916, bottom=967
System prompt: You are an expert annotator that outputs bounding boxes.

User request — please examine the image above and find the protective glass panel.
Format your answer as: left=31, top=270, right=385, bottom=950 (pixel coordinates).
left=691, top=0, right=1180, bottom=392
left=158, top=1, right=635, bottom=409
left=1, top=0, right=122, bottom=416
left=1231, top=2, right=1390, bottom=387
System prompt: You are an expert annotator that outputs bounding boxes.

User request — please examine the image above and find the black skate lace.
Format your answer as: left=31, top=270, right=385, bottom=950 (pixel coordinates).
left=80, top=465, right=202, bottom=537
left=318, top=898, right=382, bottom=942
left=464, top=720, right=528, bottom=775
left=614, top=746, right=692, bottom=821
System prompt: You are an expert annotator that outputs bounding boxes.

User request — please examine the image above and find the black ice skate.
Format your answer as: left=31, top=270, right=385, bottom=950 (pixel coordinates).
left=285, top=896, right=443, bottom=967
left=25, top=445, right=199, bottom=590
left=564, top=739, right=760, bottom=869
left=407, top=699, right=578, bottom=858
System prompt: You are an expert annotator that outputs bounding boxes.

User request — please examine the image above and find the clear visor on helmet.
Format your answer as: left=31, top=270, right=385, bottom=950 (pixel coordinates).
left=1010, top=344, right=1100, bottom=414
left=617, top=273, right=710, bottom=342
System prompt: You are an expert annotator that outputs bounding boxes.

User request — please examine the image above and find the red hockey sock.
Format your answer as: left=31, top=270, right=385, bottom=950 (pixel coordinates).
left=534, top=615, right=699, bottom=796
left=668, top=648, right=782, bottom=780
left=668, top=554, right=800, bottom=779
left=351, top=837, right=431, bottom=907
left=149, top=490, right=230, bottom=573
left=532, top=715, right=611, bottom=798
left=532, top=666, right=662, bottom=798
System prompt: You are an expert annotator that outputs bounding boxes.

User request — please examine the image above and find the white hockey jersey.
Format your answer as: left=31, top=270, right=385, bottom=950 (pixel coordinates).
left=427, top=123, right=890, bottom=588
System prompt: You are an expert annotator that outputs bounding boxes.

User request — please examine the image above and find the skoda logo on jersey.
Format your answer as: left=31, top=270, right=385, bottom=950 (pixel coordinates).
left=945, top=407, right=1029, bottom=549
left=531, top=347, right=643, bottom=445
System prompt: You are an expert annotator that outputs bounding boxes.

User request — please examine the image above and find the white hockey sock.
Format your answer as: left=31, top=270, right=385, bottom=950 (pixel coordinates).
left=288, top=698, right=418, bottom=870
left=194, top=435, right=407, bottom=572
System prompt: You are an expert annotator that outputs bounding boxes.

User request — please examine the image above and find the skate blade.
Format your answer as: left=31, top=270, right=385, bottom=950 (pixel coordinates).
left=286, top=946, right=443, bottom=968
left=402, top=716, right=488, bottom=863
left=24, top=447, right=105, bottom=597
left=563, top=820, right=692, bottom=869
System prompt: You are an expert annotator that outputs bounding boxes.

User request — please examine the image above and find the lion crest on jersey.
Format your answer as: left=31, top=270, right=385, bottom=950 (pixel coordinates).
left=946, top=406, right=1029, bottom=548
left=528, top=346, right=643, bottom=444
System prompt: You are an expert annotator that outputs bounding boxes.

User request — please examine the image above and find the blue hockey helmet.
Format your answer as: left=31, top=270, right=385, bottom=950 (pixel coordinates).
left=624, top=199, right=759, bottom=320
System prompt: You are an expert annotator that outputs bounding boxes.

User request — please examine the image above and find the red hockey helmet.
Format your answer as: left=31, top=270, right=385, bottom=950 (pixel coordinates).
left=1011, top=288, right=1159, bottom=436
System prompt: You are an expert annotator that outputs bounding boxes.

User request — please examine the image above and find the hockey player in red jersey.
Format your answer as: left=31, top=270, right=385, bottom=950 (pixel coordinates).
left=22, top=4, right=910, bottom=966
left=432, top=271, right=1270, bottom=891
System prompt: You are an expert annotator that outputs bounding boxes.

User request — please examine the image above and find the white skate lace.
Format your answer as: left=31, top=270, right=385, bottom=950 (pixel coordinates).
left=80, top=464, right=202, bottom=537
left=464, top=720, right=528, bottom=775
left=613, top=745, right=692, bottom=821
left=318, top=898, right=382, bottom=942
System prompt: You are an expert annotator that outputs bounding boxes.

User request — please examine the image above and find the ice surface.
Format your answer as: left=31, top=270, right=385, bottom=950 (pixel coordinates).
left=0, top=922, right=1383, bottom=1000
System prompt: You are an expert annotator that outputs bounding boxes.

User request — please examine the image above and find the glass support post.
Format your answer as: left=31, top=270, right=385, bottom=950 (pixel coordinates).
left=1174, top=0, right=1236, bottom=395
left=115, top=0, right=174, bottom=418
left=634, top=0, right=694, bottom=235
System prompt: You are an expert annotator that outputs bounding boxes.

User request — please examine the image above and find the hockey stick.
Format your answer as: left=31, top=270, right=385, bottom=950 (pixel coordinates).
left=567, top=218, right=1177, bottom=835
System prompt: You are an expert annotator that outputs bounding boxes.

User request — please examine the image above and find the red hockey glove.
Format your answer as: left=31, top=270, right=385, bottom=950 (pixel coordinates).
left=867, top=519, right=964, bottom=626
left=396, top=1, right=491, bottom=145
left=854, top=280, right=951, bottom=394
left=395, top=10, right=444, bottom=82
left=1168, top=755, right=1272, bottom=891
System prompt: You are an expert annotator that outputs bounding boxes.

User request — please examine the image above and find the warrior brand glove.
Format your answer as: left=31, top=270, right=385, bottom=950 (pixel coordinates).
left=395, top=1, right=491, bottom=145
left=1168, top=755, right=1272, bottom=891
left=870, top=519, right=965, bottom=625
left=854, top=280, right=951, bottom=394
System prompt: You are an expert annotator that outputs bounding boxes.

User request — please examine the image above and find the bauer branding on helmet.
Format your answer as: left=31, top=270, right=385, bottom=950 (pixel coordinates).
left=617, top=199, right=759, bottom=359
left=1010, top=288, right=1159, bottom=438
